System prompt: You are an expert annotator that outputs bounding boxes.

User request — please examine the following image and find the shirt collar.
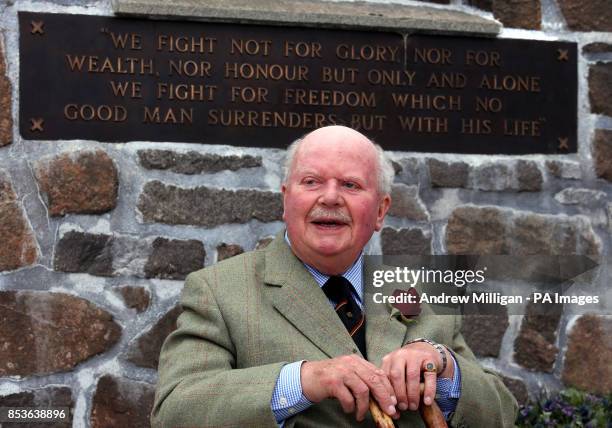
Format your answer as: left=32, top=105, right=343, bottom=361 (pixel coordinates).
left=284, top=230, right=364, bottom=303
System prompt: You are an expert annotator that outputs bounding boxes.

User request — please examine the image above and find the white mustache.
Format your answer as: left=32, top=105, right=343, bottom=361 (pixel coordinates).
left=308, top=207, right=352, bottom=224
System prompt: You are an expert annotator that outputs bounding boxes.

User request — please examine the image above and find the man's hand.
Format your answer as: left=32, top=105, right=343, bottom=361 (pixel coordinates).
left=381, top=342, right=454, bottom=415
left=300, top=354, right=398, bottom=422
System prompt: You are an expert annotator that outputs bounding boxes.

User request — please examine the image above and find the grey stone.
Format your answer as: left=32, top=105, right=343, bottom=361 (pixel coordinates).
left=394, top=158, right=421, bottom=185
left=125, top=305, right=181, bottom=369
left=53, top=231, right=113, bottom=277
left=473, top=163, right=513, bottom=191
left=114, top=286, right=150, bottom=313
left=512, top=212, right=600, bottom=256
left=593, top=129, right=612, bottom=182
left=138, top=181, right=283, bottom=227
left=55, top=232, right=200, bottom=278
left=112, top=0, right=500, bottom=36
left=427, top=158, right=469, bottom=188
left=256, top=236, right=274, bottom=249
left=0, top=31, right=12, bottom=147
left=514, top=327, right=558, bottom=372
left=446, top=205, right=601, bottom=257
left=110, top=235, right=152, bottom=277
left=33, top=150, right=118, bottom=216
left=554, top=188, right=607, bottom=206
left=558, top=0, right=612, bottom=32
left=514, top=302, right=562, bottom=372
left=0, top=172, right=38, bottom=272
left=521, top=302, right=563, bottom=345
left=0, top=170, right=15, bottom=204
left=138, top=150, right=262, bottom=174
left=0, top=291, right=121, bottom=376
left=516, top=160, right=542, bottom=192
left=391, top=160, right=402, bottom=176
left=513, top=216, right=553, bottom=254
left=589, top=63, right=612, bottom=117
left=144, top=237, right=205, bottom=280
left=461, top=313, right=509, bottom=358
left=91, top=375, right=154, bottom=428
left=217, top=243, right=245, bottom=261
left=388, top=184, right=429, bottom=221
left=500, top=375, right=529, bottom=405
left=0, top=386, right=73, bottom=428
left=381, top=227, right=432, bottom=255
left=446, top=206, right=509, bottom=254
left=583, top=42, right=612, bottom=54
left=469, top=0, right=540, bottom=29
left=562, top=314, right=612, bottom=394
left=608, top=202, right=612, bottom=232
left=545, top=160, right=581, bottom=180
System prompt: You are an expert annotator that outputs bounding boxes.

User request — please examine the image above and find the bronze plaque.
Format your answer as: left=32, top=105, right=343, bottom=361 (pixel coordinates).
left=19, top=12, right=577, bottom=154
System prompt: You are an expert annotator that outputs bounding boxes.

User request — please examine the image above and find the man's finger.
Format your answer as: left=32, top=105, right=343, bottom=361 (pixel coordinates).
left=385, top=357, right=408, bottom=411
left=405, top=360, right=421, bottom=411
left=334, top=383, right=357, bottom=414
left=379, top=369, right=397, bottom=402
left=353, top=359, right=397, bottom=416
left=344, top=375, right=371, bottom=421
left=356, top=357, right=395, bottom=396
left=422, top=360, right=438, bottom=406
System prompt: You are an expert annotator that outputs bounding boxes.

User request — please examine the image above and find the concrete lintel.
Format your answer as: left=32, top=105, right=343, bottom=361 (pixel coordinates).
left=111, top=0, right=501, bottom=37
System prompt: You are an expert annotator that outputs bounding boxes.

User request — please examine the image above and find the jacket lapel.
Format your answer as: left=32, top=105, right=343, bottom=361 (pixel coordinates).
left=363, top=260, right=412, bottom=365
left=265, top=233, right=358, bottom=358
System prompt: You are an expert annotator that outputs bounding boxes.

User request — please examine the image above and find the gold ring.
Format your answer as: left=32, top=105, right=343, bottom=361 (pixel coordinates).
left=424, top=362, right=437, bottom=373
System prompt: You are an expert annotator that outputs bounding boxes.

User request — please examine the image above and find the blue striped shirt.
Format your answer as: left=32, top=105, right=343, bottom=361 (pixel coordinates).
left=271, top=234, right=461, bottom=424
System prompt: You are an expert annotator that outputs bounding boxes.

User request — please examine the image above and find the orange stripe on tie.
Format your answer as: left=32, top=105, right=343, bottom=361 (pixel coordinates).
left=349, top=315, right=365, bottom=336
left=335, top=300, right=349, bottom=311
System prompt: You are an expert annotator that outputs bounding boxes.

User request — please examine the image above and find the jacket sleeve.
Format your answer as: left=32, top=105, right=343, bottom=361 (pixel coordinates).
left=448, top=315, right=518, bottom=428
left=151, top=271, right=284, bottom=428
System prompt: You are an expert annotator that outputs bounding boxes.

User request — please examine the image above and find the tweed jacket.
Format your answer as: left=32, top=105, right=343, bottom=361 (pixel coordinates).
left=152, top=232, right=518, bottom=428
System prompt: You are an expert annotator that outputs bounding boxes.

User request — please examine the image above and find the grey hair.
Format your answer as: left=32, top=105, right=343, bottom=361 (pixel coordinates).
left=282, top=136, right=394, bottom=196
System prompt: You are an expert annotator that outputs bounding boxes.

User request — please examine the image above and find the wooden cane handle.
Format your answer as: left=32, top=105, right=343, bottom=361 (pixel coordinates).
left=418, top=399, right=448, bottom=428
left=369, top=399, right=394, bottom=428
left=368, top=384, right=448, bottom=428
left=418, top=384, right=448, bottom=428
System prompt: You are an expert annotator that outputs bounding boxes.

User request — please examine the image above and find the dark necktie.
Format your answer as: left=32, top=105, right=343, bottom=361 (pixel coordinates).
left=322, top=276, right=367, bottom=358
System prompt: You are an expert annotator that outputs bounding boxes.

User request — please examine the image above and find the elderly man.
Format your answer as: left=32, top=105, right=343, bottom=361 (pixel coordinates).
left=152, top=126, right=517, bottom=427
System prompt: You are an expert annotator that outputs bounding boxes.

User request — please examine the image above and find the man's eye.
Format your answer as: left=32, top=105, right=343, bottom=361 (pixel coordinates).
left=303, top=179, right=316, bottom=185
left=343, top=182, right=358, bottom=189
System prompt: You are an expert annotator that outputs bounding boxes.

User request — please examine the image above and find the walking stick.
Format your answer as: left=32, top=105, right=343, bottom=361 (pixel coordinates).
left=369, top=383, right=448, bottom=428
left=369, top=399, right=395, bottom=428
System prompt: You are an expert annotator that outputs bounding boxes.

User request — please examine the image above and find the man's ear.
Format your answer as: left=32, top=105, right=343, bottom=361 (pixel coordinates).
left=374, top=194, right=391, bottom=231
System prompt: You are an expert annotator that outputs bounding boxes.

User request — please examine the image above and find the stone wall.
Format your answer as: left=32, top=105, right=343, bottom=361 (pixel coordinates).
left=0, top=0, right=610, bottom=426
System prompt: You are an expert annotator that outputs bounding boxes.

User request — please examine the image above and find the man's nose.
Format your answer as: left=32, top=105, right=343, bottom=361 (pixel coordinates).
left=318, top=181, right=343, bottom=206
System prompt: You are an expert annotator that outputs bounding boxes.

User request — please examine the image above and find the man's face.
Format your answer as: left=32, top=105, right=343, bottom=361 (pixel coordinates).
left=282, top=126, right=391, bottom=274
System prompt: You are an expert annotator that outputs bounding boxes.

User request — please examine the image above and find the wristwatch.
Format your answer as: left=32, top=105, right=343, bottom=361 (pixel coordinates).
left=406, top=338, right=448, bottom=374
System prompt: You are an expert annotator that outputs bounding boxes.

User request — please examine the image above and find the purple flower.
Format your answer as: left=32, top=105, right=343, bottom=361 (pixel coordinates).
left=390, top=288, right=421, bottom=319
